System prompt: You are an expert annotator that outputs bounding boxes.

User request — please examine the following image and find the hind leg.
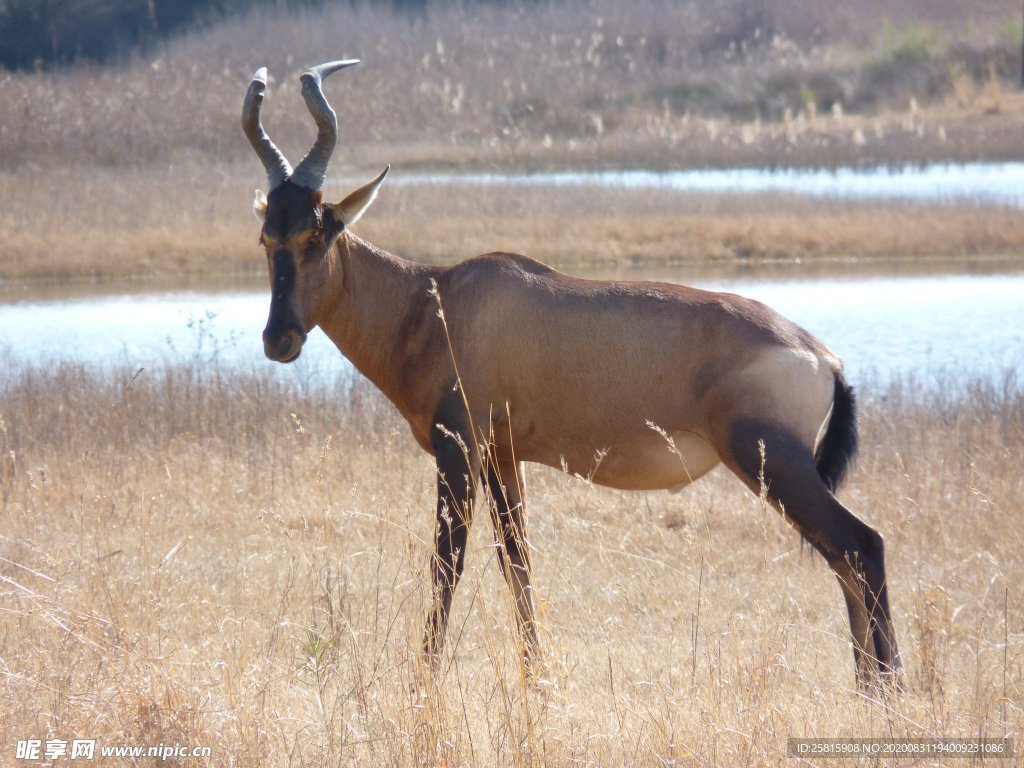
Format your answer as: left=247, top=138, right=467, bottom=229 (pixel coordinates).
left=722, top=419, right=902, bottom=687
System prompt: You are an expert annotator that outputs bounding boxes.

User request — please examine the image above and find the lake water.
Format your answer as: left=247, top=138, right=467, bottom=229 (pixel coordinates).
left=396, top=162, right=1024, bottom=207
left=2, top=268, right=1021, bottom=391
left=4, top=162, right=1024, bottom=389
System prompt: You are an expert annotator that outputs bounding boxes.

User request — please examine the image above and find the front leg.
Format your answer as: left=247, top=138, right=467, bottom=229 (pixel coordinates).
left=423, top=420, right=479, bottom=664
left=485, top=458, right=541, bottom=669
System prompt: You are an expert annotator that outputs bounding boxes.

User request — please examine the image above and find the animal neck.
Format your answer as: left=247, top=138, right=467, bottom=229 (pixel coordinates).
left=319, top=231, right=439, bottom=406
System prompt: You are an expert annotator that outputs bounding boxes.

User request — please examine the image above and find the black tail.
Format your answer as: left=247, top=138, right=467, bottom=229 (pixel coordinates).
left=815, top=370, right=859, bottom=493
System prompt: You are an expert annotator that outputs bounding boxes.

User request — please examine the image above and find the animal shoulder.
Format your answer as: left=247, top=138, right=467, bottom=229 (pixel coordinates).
left=456, top=251, right=558, bottom=280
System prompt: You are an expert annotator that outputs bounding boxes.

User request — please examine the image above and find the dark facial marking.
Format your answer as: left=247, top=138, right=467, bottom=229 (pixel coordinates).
left=263, top=248, right=304, bottom=350
left=271, top=250, right=296, bottom=304
left=263, top=181, right=322, bottom=241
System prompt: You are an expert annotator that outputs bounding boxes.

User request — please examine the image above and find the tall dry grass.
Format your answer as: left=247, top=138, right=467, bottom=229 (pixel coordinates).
left=1, top=360, right=1021, bottom=765
left=1, top=0, right=1023, bottom=283
left=5, top=164, right=1024, bottom=282
left=2, top=3, right=1022, bottom=763
left=0, top=0, right=1019, bottom=173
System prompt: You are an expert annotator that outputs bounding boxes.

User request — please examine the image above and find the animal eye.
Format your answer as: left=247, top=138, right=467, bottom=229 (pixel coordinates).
left=303, top=238, right=325, bottom=261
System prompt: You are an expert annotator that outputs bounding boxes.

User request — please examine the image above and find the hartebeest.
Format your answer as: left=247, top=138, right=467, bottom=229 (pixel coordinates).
left=241, top=60, right=902, bottom=687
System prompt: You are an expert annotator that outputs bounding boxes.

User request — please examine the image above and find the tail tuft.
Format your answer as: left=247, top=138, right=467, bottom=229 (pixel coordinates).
left=815, top=370, right=859, bottom=493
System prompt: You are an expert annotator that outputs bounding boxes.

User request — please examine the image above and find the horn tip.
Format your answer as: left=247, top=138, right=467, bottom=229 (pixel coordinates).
left=251, top=66, right=268, bottom=84
left=302, top=59, right=361, bottom=84
left=324, top=58, right=360, bottom=70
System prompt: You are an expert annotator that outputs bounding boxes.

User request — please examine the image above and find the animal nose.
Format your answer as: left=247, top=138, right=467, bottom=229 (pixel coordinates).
left=263, top=328, right=306, bottom=362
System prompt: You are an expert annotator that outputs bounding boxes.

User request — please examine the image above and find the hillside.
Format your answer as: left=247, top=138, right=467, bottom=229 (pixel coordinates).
left=0, top=0, right=1020, bottom=173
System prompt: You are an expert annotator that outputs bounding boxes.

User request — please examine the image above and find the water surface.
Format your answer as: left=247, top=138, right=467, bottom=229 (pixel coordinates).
left=395, top=162, right=1024, bottom=207
left=2, top=268, right=1020, bottom=390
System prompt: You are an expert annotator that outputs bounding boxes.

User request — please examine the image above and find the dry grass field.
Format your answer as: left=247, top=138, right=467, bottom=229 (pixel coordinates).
left=1, top=0, right=1023, bottom=283
left=1, top=361, right=1022, bottom=765
left=4, top=163, right=1024, bottom=283
left=2, top=2, right=1023, bottom=765
left=1, top=0, right=1019, bottom=172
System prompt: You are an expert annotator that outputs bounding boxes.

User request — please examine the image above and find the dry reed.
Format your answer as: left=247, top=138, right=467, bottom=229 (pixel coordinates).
left=4, top=163, right=1024, bottom=283
left=0, top=0, right=1019, bottom=174
left=1, top=0, right=1022, bottom=284
left=1, top=360, right=1021, bottom=765
left=2, top=2, right=1023, bottom=759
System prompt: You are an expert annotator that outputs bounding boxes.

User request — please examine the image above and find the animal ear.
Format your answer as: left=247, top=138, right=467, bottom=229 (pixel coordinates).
left=252, top=189, right=268, bottom=221
left=328, top=165, right=389, bottom=228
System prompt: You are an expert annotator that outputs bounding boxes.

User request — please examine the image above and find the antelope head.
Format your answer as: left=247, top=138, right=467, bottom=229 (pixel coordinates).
left=242, top=60, right=388, bottom=362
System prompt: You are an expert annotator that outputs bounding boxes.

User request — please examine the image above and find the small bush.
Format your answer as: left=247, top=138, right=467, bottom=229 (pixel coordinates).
left=874, top=22, right=944, bottom=66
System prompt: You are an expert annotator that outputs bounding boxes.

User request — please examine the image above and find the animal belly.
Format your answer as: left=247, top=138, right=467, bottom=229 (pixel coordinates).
left=561, top=429, right=721, bottom=492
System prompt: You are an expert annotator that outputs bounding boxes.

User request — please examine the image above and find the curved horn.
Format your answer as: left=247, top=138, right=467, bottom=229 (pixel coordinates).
left=289, top=59, right=359, bottom=190
left=241, top=67, right=292, bottom=190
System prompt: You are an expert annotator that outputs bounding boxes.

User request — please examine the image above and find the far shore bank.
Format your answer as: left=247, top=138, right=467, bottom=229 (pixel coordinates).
left=4, top=150, right=1024, bottom=286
